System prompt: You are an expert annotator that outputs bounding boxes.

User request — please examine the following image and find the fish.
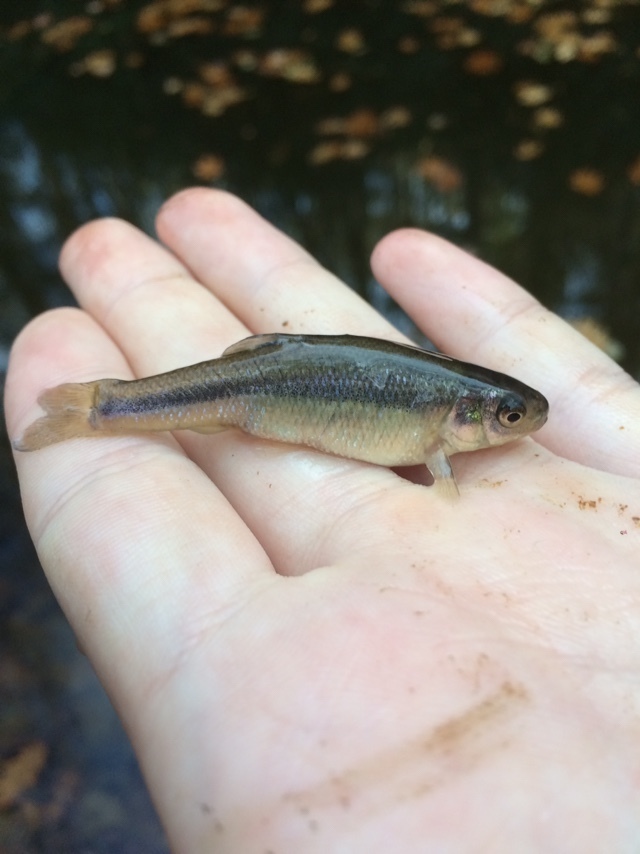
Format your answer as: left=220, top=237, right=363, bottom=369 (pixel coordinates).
left=13, top=333, right=549, bottom=495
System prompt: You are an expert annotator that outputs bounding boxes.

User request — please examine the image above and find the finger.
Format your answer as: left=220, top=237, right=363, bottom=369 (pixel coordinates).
left=156, top=188, right=402, bottom=339
left=58, top=215, right=248, bottom=373
left=58, top=209, right=406, bottom=576
left=5, top=308, right=274, bottom=698
left=371, top=229, right=640, bottom=478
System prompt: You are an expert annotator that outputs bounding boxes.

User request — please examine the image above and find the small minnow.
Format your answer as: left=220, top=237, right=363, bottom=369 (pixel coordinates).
left=13, top=333, right=549, bottom=495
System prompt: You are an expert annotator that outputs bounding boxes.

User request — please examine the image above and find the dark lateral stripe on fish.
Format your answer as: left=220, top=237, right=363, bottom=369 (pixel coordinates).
left=95, top=366, right=459, bottom=421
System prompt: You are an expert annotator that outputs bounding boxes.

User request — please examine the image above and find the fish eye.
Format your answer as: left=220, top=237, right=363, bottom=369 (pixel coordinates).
left=497, top=397, right=526, bottom=428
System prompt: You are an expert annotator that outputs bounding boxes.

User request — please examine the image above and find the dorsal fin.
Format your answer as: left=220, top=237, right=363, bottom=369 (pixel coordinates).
left=222, top=333, right=296, bottom=358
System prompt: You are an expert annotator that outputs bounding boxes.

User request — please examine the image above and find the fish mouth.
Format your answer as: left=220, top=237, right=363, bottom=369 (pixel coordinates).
left=525, top=391, right=549, bottom=433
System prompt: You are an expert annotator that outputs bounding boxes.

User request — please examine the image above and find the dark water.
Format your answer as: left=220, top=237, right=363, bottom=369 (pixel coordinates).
left=1, top=1, right=639, bottom=849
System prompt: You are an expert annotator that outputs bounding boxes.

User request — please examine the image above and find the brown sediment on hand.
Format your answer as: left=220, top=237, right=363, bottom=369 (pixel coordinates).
left=575, top=495, right=602, bottom=510
left=281, top=680, right=529, bottom=824
left=478, top=478, right=506, bottom=488
left=424, top=681, right=528, bottom=758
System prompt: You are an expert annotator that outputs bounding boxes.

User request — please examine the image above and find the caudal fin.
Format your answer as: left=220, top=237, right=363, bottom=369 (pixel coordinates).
left=13, top=382, right=100, bottom=451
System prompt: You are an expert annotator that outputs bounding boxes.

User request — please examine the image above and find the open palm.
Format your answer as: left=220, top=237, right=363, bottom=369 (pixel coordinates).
left=6, top=189, right=640, bottom=852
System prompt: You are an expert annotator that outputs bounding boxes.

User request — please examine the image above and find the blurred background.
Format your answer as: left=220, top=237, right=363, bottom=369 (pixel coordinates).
left=1, top=1, right=639, bottom=849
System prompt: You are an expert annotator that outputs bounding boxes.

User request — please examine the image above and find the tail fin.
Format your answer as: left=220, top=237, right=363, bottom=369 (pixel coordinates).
left=13, top=382, right=100, bottom=451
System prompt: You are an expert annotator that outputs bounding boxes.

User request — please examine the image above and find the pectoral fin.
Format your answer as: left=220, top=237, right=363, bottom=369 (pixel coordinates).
left=425, top=446, right=459, bottom=499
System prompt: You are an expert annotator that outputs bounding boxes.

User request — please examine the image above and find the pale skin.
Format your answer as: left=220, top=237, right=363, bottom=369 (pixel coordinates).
left=5, top=188, right=640, bottom=853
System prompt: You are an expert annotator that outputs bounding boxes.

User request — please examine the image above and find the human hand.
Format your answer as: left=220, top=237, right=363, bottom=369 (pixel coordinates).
left=6, top=189, right=640, bottom=852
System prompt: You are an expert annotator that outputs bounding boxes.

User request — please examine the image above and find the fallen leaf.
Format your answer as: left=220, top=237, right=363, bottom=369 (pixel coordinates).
left=0, top=742, right=48, bottom=810
left=569, top=168, right=605, bottom=196
left=192, top=153, right=226, bottom=181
